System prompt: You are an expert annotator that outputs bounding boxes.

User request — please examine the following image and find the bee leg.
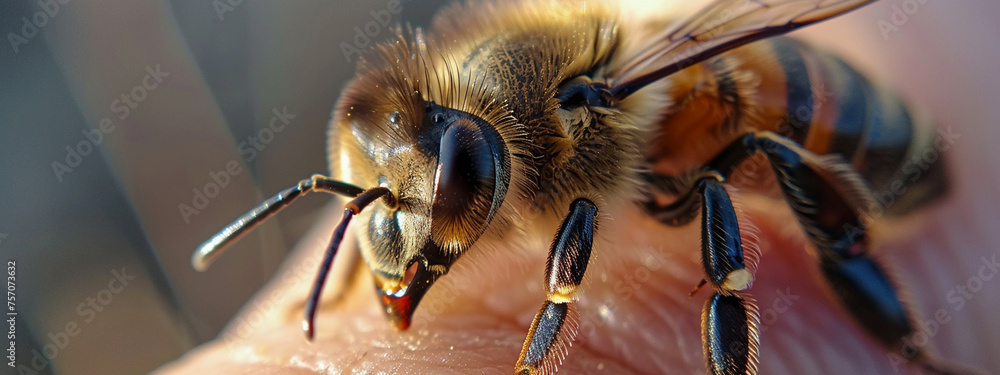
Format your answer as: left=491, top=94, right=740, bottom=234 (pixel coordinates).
left=748, top=132, right=920, bottom=349
left=715, top=132, right=981, bottom=374
left=703, top=293, right=760, bottom=375
left=695, top=175, right=761, bottom=375
left=641, top=173, right=704, bottom=227
left=641, top=172, right=763, bottom=374
left=515, top=198, right=598, bottom=375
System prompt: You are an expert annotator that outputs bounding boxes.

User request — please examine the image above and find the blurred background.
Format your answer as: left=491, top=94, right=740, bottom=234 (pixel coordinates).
left=0, top=0, right=451, bottom=373
left=0, top=0, right=997, bottom=374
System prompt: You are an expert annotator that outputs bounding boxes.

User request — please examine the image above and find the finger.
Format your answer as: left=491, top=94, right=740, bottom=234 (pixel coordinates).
left=157, top=186, right=995, bottom=374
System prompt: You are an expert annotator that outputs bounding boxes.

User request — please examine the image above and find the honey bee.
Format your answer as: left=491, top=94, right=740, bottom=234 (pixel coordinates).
left=192, top=0, right=984, bottom=374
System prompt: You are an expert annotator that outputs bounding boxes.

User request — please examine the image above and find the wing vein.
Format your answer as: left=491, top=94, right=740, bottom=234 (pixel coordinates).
left=609, top=0, right=874, bottom=99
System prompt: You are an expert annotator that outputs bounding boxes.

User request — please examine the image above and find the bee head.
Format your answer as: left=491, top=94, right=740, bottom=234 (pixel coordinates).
left=335, top=94, right=513, bottom=329
left=324, top=26, right=538, bottom=329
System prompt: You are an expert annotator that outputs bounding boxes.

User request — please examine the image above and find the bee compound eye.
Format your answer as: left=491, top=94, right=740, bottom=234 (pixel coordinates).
left=433, top=119, right=496, bottom=218
left=430, top=116, right=509, bottom=249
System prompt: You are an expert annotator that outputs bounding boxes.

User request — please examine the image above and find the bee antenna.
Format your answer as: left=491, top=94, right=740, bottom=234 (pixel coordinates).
left=191, top=175, right=364, bottom=272
left=304, top=186, right=392, bottom=340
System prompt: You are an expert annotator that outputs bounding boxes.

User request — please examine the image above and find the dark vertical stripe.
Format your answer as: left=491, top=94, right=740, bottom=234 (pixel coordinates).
left=819, top=53, right=871, bottom=160
left=708, top=57, right=741, bottom=130
left=807, top=49, right=942, bottom=217
left=857, top=90, right=915, bottom=191
left=865, top=100, right=948, bottom=217
left=769, top=38, right=813, bottom=143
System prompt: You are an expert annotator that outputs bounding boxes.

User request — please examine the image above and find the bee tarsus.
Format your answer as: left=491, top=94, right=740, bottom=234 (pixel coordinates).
left=694, top=175, right=761, bottom=374
left=703, top=293, right=759, bottom=375
left=516, top=198, right=597, bottom=374
left=663, top=131, right=977, bottom=374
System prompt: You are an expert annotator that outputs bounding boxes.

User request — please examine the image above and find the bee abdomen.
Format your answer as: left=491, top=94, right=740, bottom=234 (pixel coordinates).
left=767, top=37, right=948, bottom=216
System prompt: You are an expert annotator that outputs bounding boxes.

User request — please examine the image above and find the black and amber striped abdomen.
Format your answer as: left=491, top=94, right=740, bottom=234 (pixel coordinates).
left=645, top=36, right=947, bottom=217
left=761, top=37, right=947, bottom=215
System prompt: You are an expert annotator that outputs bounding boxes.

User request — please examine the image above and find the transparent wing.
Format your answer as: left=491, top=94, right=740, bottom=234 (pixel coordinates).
left=610, top=0, right=875, bottom=99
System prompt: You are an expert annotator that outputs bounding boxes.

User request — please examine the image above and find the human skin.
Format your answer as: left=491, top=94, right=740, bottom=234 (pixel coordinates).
left=155, top=1, right=1000, bottom=374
